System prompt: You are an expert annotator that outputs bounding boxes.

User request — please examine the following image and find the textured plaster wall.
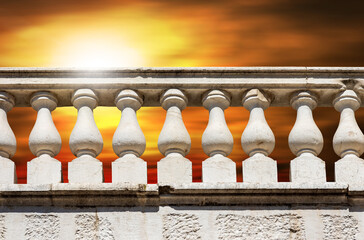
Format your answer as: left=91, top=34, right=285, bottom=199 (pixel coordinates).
left=0, top=206, right=363, bottom=240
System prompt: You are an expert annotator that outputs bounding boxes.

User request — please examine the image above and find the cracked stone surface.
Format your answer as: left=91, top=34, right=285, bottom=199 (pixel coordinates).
left=163, top=213, right=202, bottom=240
left=0, top=205, right=363, bottom=239
left=216, top=214, right=305, bottom=240
left=75, top=214, right=114, bottom=240
left=25, top=214, right=59, bottom=240
left=321, top=214, right=359, bottom=240
left=0, top=216, right=6, bottom=240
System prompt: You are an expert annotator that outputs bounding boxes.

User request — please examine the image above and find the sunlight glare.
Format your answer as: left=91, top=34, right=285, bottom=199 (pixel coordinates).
left=53, top=36, right=144, bottom=68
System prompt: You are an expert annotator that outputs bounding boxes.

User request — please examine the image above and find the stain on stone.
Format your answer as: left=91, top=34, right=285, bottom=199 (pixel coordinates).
left=25, top=214, right=60, bottom=240
left=0, top=216, right=6, bottom=240
left=75, top=214, right=114, bottom=240
left=216, top=213, right=305, bottom=240
left=163, top=213, right=202, bottom=240
left=321, top=214, right=359, bottom=240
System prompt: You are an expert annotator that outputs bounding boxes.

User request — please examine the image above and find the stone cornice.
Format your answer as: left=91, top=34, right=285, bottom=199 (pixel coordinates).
left=0, top=67, right=363, bottom=107
left=0, top=183, right=357, bottom=207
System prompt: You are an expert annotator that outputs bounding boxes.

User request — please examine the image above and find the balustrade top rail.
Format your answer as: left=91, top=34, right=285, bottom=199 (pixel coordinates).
left=1, top=67, right=363, bottom=107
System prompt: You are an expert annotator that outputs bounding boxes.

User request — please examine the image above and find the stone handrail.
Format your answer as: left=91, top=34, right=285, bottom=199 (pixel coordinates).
left=1, top=67, right=364, bottom=195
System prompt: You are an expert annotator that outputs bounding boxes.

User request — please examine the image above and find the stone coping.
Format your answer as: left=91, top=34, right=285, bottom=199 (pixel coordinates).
left=0, top=182, right=359, bottom=207
left=1, top=67, right=364, bottom=107
left=0, top=66, right=363, bottom=74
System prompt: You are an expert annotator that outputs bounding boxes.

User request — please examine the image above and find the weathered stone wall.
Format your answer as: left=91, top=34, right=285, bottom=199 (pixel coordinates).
left=0, top=205, right=363, bottom=239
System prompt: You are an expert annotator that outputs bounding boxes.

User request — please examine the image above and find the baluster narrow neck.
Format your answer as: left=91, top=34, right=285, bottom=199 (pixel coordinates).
left=249, top=107, right=265, bottom=123
left=121, top=107, right=137, bottom=123
left=78, top=105, right=93, bottom=117
left=0, top=108, right=6, bottom=122
left=297, top=105, right=313, bottom=121
left=340, top=107, right=355, bottom=125
left=167, top=106, right=182, bottom=117
left=37, top=108, right=53, bottom=125
left=209, top=107, right=225, bottom=123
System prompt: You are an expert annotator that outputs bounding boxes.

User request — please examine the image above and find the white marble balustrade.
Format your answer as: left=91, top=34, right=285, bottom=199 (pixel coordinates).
left=201, top=90, right=235, bottom=183
left=288, top=91, right=326, bottom=183
left=68, top=89, right=104, bottom=183
left=112, top=89, right=147, bottom=184
left=0, top=67, right=364, bottom=187
left=28, top=91, right=62, bottom=184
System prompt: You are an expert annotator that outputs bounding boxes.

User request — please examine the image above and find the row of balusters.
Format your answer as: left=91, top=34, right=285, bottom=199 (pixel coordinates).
left=0, top=88, right=363, bottom=185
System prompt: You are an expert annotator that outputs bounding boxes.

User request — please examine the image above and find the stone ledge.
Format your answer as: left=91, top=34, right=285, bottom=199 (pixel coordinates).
left=162, top=182, right=347, bottom=193
left=0, top=182, right=355, bottom=207
left=159, top=183, right=348, bottom=206
left=1, top=66, right=363, bottom=75
left=0, top=183, right=158, bottom=193
left=1, top=67, right=363, bottom=107
left=346, top=185, right=364, bottom=205
left=0, top=183, right=159, bottom=207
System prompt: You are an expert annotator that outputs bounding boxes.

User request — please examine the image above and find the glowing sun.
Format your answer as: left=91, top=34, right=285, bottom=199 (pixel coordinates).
left=52, top=36, right=144, bottom=68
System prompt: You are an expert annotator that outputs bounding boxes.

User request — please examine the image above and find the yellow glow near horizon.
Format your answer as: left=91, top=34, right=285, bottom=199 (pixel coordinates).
left=0, top=7, right=193, bottom=67
left=52, top=36, right=144, bottom=68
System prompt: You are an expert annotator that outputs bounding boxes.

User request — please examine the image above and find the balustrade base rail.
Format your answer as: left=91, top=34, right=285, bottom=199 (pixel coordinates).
left=0, top=182, right=361, bottom=207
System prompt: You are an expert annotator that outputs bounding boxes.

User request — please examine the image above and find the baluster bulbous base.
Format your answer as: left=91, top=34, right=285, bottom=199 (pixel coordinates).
left=335, top=155, right=364, bottom=187
left=27, top=154, right=62, bottom=184
left=0, top=156, right=16, bottom=184
left=158, top=153, right=192, bottom=184
left=243, top=153, right=277, bottom=183
left=112, top=154, right=147, bottom=184
left=290, top=153, right=326, bottom=183
left=202, top=154, right=236, bottom=183
left=68, top=155, right=103, bottom=183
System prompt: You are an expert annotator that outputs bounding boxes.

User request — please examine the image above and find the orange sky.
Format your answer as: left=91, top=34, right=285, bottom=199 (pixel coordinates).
left=1, top=0, right=364, bottom=183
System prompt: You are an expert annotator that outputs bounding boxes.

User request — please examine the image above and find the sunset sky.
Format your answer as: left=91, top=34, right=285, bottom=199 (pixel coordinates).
left=1, top=0, right=364, bottom=183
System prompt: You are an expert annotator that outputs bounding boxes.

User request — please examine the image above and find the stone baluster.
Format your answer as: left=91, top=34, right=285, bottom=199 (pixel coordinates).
left=158, top=89, right=191, bottom=184
left=28, top=92, right=62, bottom=184
left=0, top=92, right=17, bottom=183
left=333, top=90, right=364, bottom=186
left=241, top=89, right=277, bottom=183
left=288, top=91, right=326, bottom=183
left=112, top=89, right=147, bottom=183
left=69, top=89, right=103, bottom=183
left=201, top=90, right=236, bottom=182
